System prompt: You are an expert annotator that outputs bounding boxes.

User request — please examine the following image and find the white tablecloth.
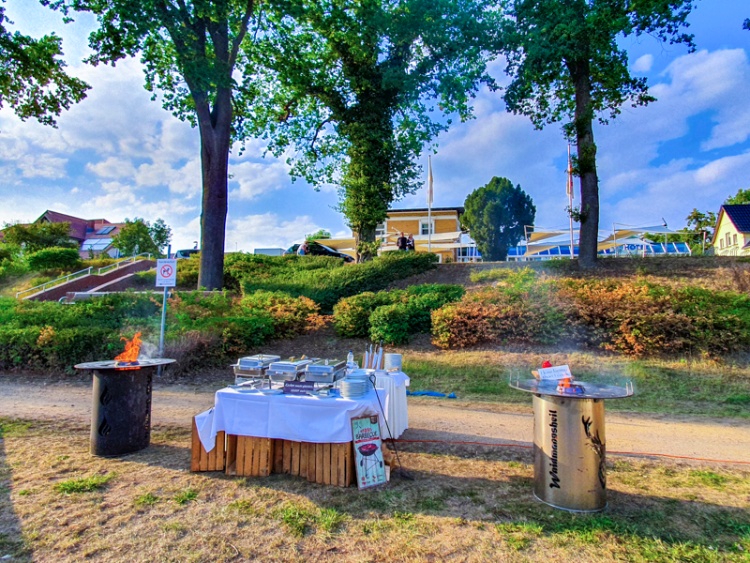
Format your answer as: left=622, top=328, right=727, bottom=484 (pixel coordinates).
left=196, top=387, right=387, bottom=452
left=374, top=371, right=410, bottom=439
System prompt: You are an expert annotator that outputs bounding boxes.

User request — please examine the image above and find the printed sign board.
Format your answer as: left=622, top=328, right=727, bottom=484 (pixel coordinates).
left=536, top=364, right=573, bottom=381
left=351, top=415, right=387, bottom=490
left=282, top=381, right=315, bottom=395
left=155, top=259, right=177, bottom=287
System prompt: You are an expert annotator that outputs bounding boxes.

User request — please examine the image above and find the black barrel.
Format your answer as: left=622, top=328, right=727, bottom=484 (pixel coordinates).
left=90, top=367, right=155, bottom=456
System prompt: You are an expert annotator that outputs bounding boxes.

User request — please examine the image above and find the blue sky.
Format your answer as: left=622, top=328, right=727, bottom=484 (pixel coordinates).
left=0, top=0, right=748, bottom=252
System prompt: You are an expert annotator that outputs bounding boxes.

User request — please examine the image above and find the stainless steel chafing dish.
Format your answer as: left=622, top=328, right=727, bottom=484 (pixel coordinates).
left=305, top=359, right=347, bottom=383
left=267, top=358, right=313, bottom=383
left=232, top=354, right=280, bottom=384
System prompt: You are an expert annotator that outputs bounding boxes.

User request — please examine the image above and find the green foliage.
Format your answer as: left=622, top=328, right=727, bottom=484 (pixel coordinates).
left=54, top=473, right=113, bottom=494
left=369, top=303, right=413, bottom=345
left=241, top=252, right=438, bottom=312
left=26, top=247, right=81, bottom=272
left=496, top=0, right=695, bottom=266
left=112, top=217, right=171, bottom=257
left=1, top=222, right=76, bottom=252
left=334, top=283, right=464, bottom=343
left=0, top=5, right=89, bottom=125
left=462, top=177, right=535, bottom=261
left=724, top=188, right=750, bottom=205
left=173, top=488, right=198, bottom=505
left=333, top=290, right=406, bottom=338
left=259, top=0, right=492, bottom=241
left=240, top=290, right=320, bottom=339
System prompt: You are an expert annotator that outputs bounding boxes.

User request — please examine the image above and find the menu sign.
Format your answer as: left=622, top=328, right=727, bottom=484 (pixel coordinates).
left=536, top=364, right=572, bottom=381
left=351, top=415, right=387, bottom=490
left=282, top=381, right=315, bottom=395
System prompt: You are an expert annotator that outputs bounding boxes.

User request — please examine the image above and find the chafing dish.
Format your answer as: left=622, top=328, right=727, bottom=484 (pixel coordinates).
left=232, top=354, right=280, bottom=385
left=267, top=358, right=313, bottom=383
left=305, top=359, right=347, bottom=383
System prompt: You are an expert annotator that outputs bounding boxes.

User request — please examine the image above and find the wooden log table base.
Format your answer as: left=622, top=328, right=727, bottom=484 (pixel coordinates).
left=191, top=418, right=354, bottom=487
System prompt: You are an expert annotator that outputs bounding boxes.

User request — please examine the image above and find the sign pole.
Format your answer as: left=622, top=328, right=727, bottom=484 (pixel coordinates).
left=156, top=248, right=176, bottom=377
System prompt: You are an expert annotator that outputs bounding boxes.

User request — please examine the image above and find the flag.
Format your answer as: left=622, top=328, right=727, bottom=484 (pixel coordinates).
left=566, top=144, right=574, bottom=199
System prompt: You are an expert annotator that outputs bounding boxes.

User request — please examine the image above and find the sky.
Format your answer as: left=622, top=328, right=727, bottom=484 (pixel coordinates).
left=0, top=0, right=749, bottom=252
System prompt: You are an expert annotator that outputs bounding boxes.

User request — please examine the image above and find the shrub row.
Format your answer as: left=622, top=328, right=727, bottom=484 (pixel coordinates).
left=333, top=284, right=465, bottom=344
left=239, top=252, right=439, bottom=312
left=431, top=271, right=750, bottom=357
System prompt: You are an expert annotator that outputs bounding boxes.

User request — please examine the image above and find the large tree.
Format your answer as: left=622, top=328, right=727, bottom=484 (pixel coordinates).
left=1, top=221, right=76, bottom=252
left=258, top=0, right=492, bottom=255
left=497, top=0, right=695, bottom=268
left=112, top=217, right=172, bottom=256
left=462, top=176, right=535, bottom=261
left=45, top=0, right=274, bottom=289
left=725, top=188, right=750, bottom=205
left=0, top=0, right=88, bottom=125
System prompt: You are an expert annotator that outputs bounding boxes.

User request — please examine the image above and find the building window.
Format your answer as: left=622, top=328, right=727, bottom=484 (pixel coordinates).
left=720, top=239, right=724, bottom=249
left=375, top=223, right=386, bottom=239
left=733, top=234, right=738, bottom=246
left=420, top=221, right=433, bottom=235
left=726, top=233, right=731, bottom=247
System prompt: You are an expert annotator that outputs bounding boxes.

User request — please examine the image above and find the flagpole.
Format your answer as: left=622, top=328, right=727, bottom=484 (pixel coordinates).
left=567, top=144, right=575, bottom=260
left=427, top=155, right=433, bottom=253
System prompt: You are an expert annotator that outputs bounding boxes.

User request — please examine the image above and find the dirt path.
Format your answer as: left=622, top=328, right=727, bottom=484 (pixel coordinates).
left=1, top=378, right=748, bottom=465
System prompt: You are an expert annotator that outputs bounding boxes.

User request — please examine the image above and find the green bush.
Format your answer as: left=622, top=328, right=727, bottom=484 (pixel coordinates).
left=241, top=252, right=438, bottom=311
left=332, top=290, right=405, bottom=337
left=369, top=303, right=413, bottom=345
left=27, top=247, right=82, bottom=272
left=241, top=290, right=321, bottom=339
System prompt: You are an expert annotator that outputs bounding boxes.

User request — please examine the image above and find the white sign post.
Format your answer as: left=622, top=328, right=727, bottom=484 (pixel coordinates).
left=156, top=259, right=177, bottom=373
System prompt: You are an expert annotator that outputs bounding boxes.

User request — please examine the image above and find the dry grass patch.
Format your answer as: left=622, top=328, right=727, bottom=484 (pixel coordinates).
left=1, top=418, right=748, bottom=562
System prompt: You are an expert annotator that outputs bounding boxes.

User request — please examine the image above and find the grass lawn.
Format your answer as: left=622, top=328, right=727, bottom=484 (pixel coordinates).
left=402, top=350, right=750, bottom=419
left=1, top=419, right=749, bottom=562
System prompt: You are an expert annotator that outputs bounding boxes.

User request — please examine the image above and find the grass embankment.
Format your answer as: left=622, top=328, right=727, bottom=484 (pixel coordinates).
left=402, top=352, right=750, bottom=418
left=0, top=419, right=748, bottom=562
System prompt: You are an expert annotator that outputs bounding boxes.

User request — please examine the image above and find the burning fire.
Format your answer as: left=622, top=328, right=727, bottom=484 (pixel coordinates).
left=114, top=332, right=142, bottom=367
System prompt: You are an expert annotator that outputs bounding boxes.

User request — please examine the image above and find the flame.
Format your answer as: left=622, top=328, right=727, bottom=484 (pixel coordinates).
left=115, top=332, right=142, bottom=364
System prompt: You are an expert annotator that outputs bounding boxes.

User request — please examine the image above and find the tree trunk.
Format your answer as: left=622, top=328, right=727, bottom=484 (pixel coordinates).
left=569, top=59, right=600, bottom=270
left=196, top=92, right=232, bottom=290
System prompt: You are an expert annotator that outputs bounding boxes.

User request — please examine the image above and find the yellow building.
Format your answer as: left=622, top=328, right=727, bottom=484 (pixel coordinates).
left=712, top=204, right=750, bottom=257
left=319, top=206, right=480, bottom=262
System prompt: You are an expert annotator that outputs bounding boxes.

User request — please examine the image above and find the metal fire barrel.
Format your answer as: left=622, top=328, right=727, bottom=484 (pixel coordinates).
left=533, top=395, right=606, bottom=512
left=76, top=359, right=175, bottom=457
left=509, top=377, right=633, bottom=513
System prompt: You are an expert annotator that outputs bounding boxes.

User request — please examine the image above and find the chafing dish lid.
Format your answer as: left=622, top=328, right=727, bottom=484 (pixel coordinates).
left=268, top=358, right=313, bottom=372
left=238, top=354, right=281, bottom=369
left=306, top=359, right=346, bottom=374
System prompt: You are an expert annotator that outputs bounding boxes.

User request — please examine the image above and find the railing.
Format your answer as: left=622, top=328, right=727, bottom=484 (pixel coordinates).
left=15, top=253, right=154, bottom=300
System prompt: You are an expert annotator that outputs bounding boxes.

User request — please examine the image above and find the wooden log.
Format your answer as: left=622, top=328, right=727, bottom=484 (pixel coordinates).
left=315, top=443, right=324, bottom=484
left=273, top=439, right=284, bottom=474
left=236, top=435, right=247, bottom=476
left=283, top=439, right=292, bottom=474
left=291, top=441, right=301, bottom=476
left=251, top=437, right=261, bottom=476
left=323, top=443, right=332, bottom=485
left=190, top=418, right=201, bottom=472
left=225, top=434, right=238, bottom=475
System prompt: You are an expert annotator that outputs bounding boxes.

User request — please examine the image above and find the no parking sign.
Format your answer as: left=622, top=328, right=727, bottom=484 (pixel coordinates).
left=156, top=259, right=177, bottom=287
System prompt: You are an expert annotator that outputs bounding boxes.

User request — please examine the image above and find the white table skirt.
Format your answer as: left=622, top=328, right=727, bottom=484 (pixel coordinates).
left=374, top=371, right=410, bottom=439
left=196, top=387, right=387, bottom=452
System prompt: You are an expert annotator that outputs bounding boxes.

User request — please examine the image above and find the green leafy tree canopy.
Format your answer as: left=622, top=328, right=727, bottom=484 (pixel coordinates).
left=0, top=0, right=88, bottom=125
left=112, top=217, right=172, bottom=257
left=496, top=0, right=695, bottom=268
left=724, top=188, right=750, bottom=205
left=258, top=0, right=493, bottom=248
left=462, top=176, right=536, bottom=261
left=1, top=221, right=76, bottom=252
left=43, top=0, right=276, bottom=289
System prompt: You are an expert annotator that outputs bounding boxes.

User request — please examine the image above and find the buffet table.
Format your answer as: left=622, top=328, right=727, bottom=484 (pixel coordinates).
left=192, top=387, right=388, bottom=486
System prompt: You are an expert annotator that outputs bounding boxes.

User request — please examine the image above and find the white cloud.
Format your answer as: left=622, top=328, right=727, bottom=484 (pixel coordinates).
left=226, top=213, right=327, bottom=251
left=632, top=54, right=654, bottom=73
left=229, top=160, right=289, bottom=200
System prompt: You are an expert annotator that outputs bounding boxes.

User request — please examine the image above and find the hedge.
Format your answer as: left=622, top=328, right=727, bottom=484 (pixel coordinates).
left=27, top=247, right=82, bottom=272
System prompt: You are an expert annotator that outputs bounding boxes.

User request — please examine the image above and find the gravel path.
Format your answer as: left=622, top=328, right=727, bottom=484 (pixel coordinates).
left=1, top=378, right=748, bottom=465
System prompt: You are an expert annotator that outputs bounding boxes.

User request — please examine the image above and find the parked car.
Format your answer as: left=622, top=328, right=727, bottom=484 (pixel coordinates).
left=285, top=242, right=355, bottom=262
left=174, top=249, right=200, bottom=259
